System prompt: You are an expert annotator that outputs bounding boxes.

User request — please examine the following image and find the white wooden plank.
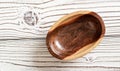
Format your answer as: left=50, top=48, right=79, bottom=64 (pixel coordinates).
left=0, top=63, right=120, bottom=71
left=0, top=0, right=119, bottom=39
left=0, top=37, right=120, bottom=68
left=0, top=0, right=120, bottom=71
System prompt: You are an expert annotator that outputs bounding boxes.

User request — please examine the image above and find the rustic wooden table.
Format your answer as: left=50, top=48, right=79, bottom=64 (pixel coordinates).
left=0, top=0, right=120, bottom=71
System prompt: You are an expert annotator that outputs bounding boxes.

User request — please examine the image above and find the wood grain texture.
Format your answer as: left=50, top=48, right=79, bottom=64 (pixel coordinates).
left=46, top=11, right=105, bottom=60
left=0, top=0, right=120, bottom=71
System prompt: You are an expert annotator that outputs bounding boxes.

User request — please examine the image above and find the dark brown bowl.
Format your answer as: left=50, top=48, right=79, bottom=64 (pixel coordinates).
left=46, top=11, right=105, bottom=60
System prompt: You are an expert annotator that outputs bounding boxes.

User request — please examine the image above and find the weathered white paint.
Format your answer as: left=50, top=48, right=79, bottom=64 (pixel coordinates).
left=0, top=0, right=120, bottom=71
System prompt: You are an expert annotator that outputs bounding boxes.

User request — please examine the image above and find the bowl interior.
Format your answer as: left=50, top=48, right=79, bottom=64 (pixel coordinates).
left=47, top=14, right=102, bottom=59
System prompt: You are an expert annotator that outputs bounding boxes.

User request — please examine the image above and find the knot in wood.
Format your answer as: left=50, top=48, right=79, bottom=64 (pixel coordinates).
left=24, top=11, right=38, bottom=26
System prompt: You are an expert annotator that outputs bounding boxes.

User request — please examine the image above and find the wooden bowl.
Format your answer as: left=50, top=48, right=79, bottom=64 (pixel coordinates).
left=46, top=11, right=105, bottom=60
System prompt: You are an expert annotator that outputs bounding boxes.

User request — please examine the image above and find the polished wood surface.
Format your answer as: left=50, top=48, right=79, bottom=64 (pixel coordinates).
left=46, top=11, right=105, bottom=60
